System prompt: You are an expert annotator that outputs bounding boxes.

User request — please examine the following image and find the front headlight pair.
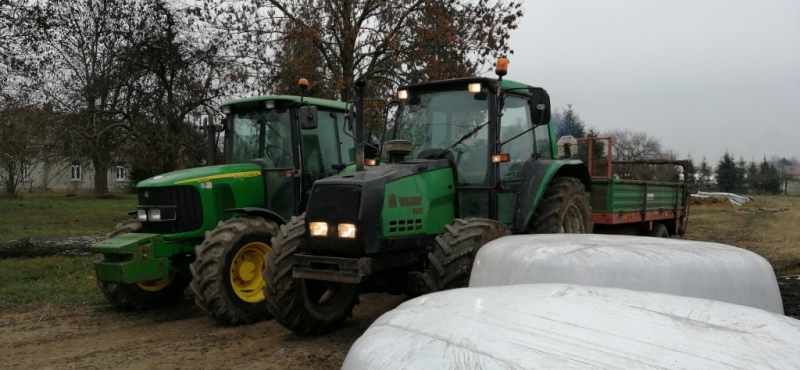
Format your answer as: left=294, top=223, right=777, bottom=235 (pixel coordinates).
left=309, top=221, right=356, bottom=238
left=137, top=208, right=176, bottom=222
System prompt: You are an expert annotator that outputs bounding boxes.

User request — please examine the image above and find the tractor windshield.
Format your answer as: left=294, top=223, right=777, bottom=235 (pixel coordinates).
left=226, top=108, right=294, bottom=167
left=394, top=90, right=489, bottom=162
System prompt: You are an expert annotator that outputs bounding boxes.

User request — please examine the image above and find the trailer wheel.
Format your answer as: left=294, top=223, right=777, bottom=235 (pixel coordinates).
left=649, top=223, right=670, bottom=238
left=97, top=219, right=189, bottom=310
left=422, top=218, right=510, bottom=292
left=190, top=216, right=278, bottom=325
left=264, top=215, right=359, bottom=335
left=529, top=177, right=592, bottom=234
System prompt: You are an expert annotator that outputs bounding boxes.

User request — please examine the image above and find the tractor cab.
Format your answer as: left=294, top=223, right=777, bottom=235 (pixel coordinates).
left=390, top=74, right=558, bottom=223
left=220, top=95, right=356, bottom=218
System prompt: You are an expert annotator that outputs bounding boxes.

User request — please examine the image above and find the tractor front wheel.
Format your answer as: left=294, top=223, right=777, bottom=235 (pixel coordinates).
left=422, top=218, right=510, bottom=292
left=97, top=274, right=190, bottom=311
left=529, top=177, right=592, bottom=234
left=190, top=216, right=279, bottom=325
left=97, top=219, right=189, bottom=310
left=264, top=215, right=359, bottom=335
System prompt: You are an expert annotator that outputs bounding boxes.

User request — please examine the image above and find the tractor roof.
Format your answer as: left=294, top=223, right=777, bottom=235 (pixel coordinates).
left=222, top=95, right=348, bottom=111
left=398, top=77, right=537, bottom=95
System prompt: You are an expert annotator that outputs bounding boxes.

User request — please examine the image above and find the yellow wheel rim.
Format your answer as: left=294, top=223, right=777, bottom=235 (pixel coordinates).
left=137, top=272, right=176, bottom=292
left=230, top=241, right=271, bottom=303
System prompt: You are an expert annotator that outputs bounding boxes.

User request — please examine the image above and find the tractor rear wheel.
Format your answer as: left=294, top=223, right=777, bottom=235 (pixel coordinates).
left=529, top=177, right=592, bottom=234
left=97, top=219, right=190, bottom=310
left=190, top=216, right=279, bottom=325
left=264, top=215, right=359, bottom=335
left=422, top=218, right=510, bottom=292
left=649, top=223, right=670, bottom=238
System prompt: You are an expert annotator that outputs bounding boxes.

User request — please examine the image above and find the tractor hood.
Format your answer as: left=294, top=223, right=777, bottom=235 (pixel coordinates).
left=137, top=163, right=262, bottom=187
left=304, top=158, right=456, bottom=255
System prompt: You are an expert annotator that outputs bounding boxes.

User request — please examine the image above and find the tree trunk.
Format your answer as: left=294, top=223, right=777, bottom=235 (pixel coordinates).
left=92, top=156, right=110, bottom=197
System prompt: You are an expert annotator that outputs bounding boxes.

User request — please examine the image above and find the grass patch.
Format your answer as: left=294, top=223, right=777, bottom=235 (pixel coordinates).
left=0, top=191, right=137, bottom=240
left=0, top=255, right=105, bottom=308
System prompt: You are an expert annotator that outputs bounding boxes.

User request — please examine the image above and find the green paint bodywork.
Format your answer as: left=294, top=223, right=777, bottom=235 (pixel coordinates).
left=381, top=168, right=456, bottom=238
left=91, top=163, right=268, bottom=282
left=92, top=233, right=170, bottom=283
left=590, top=179, right=686, bottom=214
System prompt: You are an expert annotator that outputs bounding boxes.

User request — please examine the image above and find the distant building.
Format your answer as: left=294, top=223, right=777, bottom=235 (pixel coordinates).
left=4, top=161, right=129, bottom=193
left=783, top=165, right=800, bottom=179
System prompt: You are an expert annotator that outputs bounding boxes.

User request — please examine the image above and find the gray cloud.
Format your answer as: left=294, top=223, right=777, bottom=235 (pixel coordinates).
left=505, top=0, right=800, bottom=164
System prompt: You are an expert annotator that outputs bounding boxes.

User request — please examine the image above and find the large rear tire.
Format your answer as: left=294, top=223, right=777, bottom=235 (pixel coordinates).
left=529, top=177, right=592, bottom=234
left=190, top=216, right=279, bottom=325
left=97, top=219, right=189, bottom=310
left=264, top=215, right=359, bottom=335
left=422, top=218, right=510, bottom=292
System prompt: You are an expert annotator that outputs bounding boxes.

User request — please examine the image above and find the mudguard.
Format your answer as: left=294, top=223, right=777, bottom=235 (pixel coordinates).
left=511, top=159, right=590, bottom=232
left=224, top=207, right=286, bottom=226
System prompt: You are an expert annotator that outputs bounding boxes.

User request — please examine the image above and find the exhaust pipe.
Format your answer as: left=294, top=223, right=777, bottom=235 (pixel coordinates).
left=354, top=75, right=366, bottom=172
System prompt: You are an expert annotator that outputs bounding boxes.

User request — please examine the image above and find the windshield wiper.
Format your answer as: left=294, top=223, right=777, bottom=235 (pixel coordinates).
left=435, top=120, right=489, bottom=159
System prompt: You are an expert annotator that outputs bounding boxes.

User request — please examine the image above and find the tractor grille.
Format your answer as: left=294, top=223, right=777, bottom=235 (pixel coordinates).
left=387, top=218, right=423, bottom=234
left=307, top=185, right=361, bottom=223
left=138, top=186, right=203, bottom=234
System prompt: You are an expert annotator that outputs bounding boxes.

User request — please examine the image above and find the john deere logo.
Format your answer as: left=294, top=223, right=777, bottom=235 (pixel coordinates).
left=388, top=194, right=396, bottom=208
left=144, top=191, right=149, bottom=199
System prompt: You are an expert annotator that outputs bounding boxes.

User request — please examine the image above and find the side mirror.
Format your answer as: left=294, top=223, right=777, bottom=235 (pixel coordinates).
left=299, top=105, right=318, bottom=130
left=529, top=87, right=551, bottom=126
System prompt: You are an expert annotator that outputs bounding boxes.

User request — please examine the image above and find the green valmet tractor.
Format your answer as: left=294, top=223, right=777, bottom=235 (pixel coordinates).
left=264, top=60, right=594, bottom=334
left=91, top=88, right=357, bottom=325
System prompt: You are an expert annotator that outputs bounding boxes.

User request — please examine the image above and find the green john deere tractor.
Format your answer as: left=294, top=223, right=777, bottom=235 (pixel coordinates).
left=91, top=91, right=358, bottom=325
left=264, top=60, right=594, bottom=334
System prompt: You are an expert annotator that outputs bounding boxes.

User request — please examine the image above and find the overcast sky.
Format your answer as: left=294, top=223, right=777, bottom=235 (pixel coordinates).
left=501, top=0, right=799, bottom=165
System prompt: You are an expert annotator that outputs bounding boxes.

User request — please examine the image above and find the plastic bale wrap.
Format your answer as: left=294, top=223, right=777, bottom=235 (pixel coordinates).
left=469, top=234, right=783, bottom=314
left=343, top=284, right=800, bottom=370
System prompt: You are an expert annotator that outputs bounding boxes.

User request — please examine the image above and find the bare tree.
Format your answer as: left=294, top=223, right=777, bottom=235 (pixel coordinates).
left=0, top=102, right=57, bottom=197
left=12, top=0, right=150, bottom=197
left=606, top=128, right=676, bottom=180
left=196, top=0, right=524, bottom=100
left=122, top=0, right=227, bottom=177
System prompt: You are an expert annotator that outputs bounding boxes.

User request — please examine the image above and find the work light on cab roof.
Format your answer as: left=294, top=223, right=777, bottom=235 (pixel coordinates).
left=495, top=57, right=508, bottom=76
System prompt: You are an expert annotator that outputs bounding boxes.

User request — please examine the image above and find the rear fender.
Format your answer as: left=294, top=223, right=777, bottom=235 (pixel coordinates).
left=511, top=160, right=591, bottom=232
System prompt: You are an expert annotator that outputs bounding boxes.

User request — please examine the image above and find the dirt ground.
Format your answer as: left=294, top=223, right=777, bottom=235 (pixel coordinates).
left=1, top=196, right=799, bottom=369
left=0, top=294, right=407, bottom=370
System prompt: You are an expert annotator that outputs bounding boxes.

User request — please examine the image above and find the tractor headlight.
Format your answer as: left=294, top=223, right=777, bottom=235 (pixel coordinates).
left=148, top=208, right=162, bottom=221
left=138, top=207, right=177, bottom=222
left=337, top=223, right=357, bottom=239
left=309, top=222, right=329, bottom=237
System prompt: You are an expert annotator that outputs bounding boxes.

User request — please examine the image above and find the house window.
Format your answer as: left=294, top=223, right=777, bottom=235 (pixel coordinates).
left=71, top=165, right=82, bottom=182
left=115, top=166, right=126, bottom=182
left=23, top=164, right=34, bottom=182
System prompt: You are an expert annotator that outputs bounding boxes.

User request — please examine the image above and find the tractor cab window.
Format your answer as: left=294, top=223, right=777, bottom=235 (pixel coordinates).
left=534, top=124, right=554, bottom=159
left=226, top=108, right=294, bottom=167
left=302, top=111, right=345, bottom=181
left=499, top=96, right=534, bottom=182
left=396, top=90, right=489, bottom=184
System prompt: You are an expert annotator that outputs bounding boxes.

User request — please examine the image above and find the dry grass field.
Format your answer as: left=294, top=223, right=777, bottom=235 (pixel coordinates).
left=685, top=195, right=800, bottom=276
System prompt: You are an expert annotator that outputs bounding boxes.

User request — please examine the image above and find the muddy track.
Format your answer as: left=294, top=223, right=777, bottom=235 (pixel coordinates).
left=0, top=236, right=103, bottom=258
